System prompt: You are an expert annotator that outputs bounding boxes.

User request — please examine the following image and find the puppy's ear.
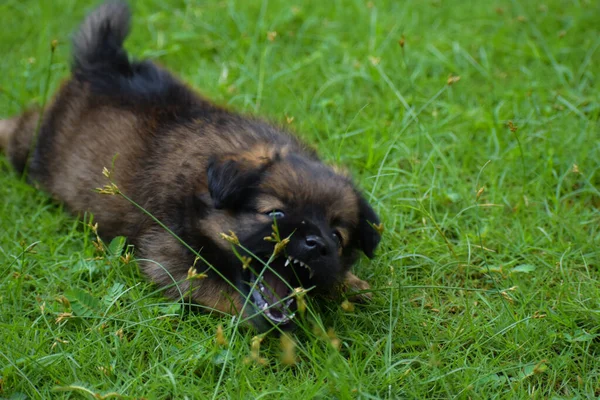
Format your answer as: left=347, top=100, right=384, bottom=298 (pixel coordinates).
left=207, top=148, right=278, bottom=209
left=356, top=193, right=381, bottom=258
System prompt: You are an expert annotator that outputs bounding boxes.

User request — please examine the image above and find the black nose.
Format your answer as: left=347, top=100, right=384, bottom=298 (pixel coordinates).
left=304, top=235, right=327, bottom=257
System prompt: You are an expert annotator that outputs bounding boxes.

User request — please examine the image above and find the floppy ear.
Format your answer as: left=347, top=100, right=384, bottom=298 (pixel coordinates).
left=356, top=193, right=381, bottom=258
left=207, top=150, right=276, bottom=210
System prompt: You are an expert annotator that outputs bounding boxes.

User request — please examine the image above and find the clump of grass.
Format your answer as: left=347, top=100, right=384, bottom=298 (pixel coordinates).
left=2, top=0, right=600, bottom=398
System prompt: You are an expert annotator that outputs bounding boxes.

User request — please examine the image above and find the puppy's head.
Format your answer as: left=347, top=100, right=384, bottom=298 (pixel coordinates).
left=203, top=144, right=381, bottom=330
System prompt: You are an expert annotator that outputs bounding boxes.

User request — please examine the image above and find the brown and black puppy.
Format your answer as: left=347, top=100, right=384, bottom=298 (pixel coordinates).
left=0, top=1, right=381, bottom=331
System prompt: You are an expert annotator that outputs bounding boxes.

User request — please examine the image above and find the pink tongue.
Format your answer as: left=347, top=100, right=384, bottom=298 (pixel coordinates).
left=262, top=269, right=289, bottom=305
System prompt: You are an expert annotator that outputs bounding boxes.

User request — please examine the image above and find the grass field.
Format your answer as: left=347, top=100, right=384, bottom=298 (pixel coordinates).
left=1, top=0, right=599, bottom=398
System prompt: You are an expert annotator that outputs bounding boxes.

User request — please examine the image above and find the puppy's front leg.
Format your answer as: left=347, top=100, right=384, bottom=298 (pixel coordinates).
left=343, top=272, right=373, bottom=302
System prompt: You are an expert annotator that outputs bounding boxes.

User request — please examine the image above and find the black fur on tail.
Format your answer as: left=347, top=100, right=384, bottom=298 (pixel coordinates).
left=72, top=1, right=184, bottom=104
left=72, top=1, right=132, bottom=79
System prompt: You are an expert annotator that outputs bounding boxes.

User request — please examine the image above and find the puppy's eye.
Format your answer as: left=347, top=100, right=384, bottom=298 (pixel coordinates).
left=332, top=230, right=343, bottom=247
left=267, top=210, right=285, bottom=219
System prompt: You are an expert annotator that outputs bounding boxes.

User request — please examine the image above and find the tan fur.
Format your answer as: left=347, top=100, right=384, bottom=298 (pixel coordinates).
left=254, top=196, right=286, bottom=215
left=343, top=272, right=373, bottom=302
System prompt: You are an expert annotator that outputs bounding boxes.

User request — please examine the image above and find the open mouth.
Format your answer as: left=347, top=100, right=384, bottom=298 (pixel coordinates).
left=247, top=256, right=310, bottom=326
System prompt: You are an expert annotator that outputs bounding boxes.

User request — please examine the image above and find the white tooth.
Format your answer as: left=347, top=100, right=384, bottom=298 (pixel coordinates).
left=285, top=259, right=290, bottom=267
left=299, top=261, right=305, bottom=267
left=293, top=259, right=299, bottom=264
left=309, top=269, right=315, bottom=279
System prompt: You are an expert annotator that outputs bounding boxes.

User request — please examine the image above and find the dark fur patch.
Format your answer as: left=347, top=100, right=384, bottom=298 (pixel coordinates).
left=207, top=149, right=278, bottom=210
left=356, top=193, right=381, bottom=258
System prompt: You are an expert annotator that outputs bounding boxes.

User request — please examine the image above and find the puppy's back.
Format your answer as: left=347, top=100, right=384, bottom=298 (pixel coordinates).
left=2, top=1, right=307, bottom=240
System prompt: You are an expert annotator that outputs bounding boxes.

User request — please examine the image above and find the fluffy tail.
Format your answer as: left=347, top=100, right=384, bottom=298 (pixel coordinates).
left=72, top=1, right=132, bottom=79
left=71, top=1, right=174, bottom=100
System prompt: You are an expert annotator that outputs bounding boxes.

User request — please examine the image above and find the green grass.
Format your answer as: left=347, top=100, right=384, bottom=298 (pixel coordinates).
left=1, top=0, right=600, bottom=398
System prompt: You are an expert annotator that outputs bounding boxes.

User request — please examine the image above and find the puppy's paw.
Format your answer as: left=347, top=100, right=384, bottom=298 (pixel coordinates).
left=343, top=272, right=373, bottom=303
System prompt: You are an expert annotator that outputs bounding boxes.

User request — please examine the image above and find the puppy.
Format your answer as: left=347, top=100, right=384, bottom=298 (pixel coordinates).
left=0, top=1, right=381, bottom=331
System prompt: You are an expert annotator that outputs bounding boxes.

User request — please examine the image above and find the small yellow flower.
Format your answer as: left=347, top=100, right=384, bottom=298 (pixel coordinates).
left=95, top=183, right=119, bottom=195
left=50, top=338, right=69, bottom=351
left=88, top=222, right=99, bottom=234
left=293, top=287, right=307, bottom=314
left=263, top=233, right=277, bottom=243
left=280, top=333, right=297, bottom=366
left=244, top=335, right=267, bottom=365
left=55, top=312, right=73, bottom=324
left=476, top=186, right=485, bottom=200
left=240, top=256, right=252, bottom=270
left=187, top=266, right=207, bottom=281
left=327, top=328, right=341, bottom=351
left=55, top=295, right=71, bottom=309
left=98, top=365, right=114, bottom=376
left=341, top=300, right=354, bottom=312
left=220, top=231, right=240, bottom=245
left=368, top=56, right=381, bottom=66
left=215, top=324, right=228, bottom=347
left=447, top=75, right=461, bottom=85
left=251, top=335, right=263, bottom=352
left=273, top=237, right=290, bottom=256
left=119, top=252, right=132, bottom=264
left=92, top=238, right=105, bottom=253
